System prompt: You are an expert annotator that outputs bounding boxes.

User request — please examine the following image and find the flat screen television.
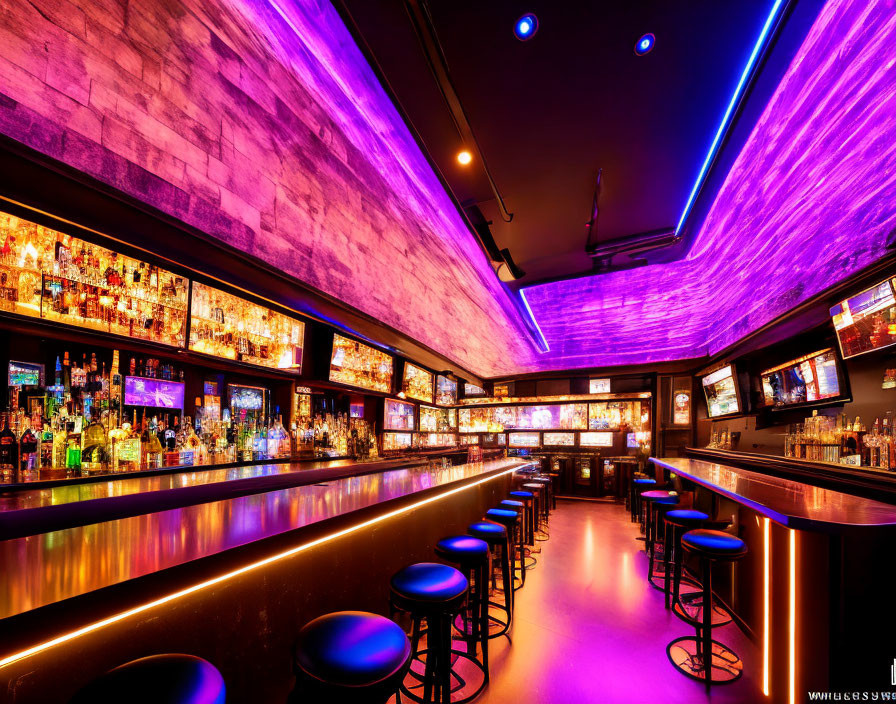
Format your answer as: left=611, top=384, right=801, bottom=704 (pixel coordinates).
left=701, top=365, right=742, bottom=419
left=8, top=361, right=44, bottom=387
left=124, top=376, right=185, bottom=409
left=229, top=384, right=265, bottom=411
left=760, top=348, right=845, bottom=409
left=831, top=278, right=896, bottom=358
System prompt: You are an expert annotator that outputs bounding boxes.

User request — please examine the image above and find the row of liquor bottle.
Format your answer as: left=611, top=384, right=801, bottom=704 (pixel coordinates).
left=0, top=409, right=380, bottom=483
left=782, top=411, right=896, bottom=469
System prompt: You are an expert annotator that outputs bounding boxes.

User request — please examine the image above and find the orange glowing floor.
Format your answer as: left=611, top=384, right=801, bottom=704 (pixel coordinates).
left=473, top=500, right=760, bottom=704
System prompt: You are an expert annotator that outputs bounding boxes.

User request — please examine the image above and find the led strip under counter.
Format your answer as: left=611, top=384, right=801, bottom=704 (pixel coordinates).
left=0, top=458, right=529, bottom=669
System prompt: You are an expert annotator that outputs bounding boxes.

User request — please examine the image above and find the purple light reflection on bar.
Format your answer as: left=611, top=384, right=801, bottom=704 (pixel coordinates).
left=522, top=0, right=896, bottom=371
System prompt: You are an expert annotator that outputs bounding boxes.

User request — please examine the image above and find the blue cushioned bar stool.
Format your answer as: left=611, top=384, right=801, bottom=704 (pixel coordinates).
left=640, top=490, right=679, bottom=590
left=630, top=477, right=656, bottom=523
left=468, top=521, right=513, bottom=637
left=508, top=490, right=536, bottom=547
left=662, top=509, right=709, bottom=610
left=70, top=654, right=225, bottom=704
left=529, top=476, right=554, bottom=523
left=391, top=563, right=469, bottom=704
left=290, top=611, right=411, bottom=703
left=500, top=498, right=536, bottom=572
left=667, top=530, right=748, bottom=689
left=434, top=536, right=490, bottom=701
left=522, top=481, right=549, bottom=541
left=486, top=507, right=525, bottom=588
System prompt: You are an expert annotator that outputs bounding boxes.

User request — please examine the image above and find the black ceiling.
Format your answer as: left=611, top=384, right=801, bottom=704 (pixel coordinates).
left=335, top=0, right=784, bottom=286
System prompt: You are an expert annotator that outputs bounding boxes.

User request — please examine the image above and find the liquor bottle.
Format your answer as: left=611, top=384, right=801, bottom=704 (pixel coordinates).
left=0, top=418, right=19, bottom=481
left=19, top=425, right=38, bottom=480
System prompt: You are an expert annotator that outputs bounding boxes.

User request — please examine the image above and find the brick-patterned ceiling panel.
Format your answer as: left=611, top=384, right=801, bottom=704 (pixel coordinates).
left=521, top=0, right=896, bottom=372
left=0, top=0, right=537, bottom=377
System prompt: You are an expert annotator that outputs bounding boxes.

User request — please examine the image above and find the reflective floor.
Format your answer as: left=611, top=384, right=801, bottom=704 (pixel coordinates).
left=474, top=500, right=760, bottom=704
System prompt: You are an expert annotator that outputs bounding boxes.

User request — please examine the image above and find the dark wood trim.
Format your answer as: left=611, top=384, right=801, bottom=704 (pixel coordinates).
left=684, top=447, right=896, bottom=503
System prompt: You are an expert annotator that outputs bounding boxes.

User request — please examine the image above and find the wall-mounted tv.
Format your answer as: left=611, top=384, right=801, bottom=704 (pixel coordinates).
left=701, top=365, right=742, bottom=419
left=8, top=361, right=44, bottom=387
left=124, top=376, right=185, bottom=409
left=831, top=278, right=896, bottom=358
left=760, top=348, right=845, bottom=409
left=229, top=384, right=265, bottom=411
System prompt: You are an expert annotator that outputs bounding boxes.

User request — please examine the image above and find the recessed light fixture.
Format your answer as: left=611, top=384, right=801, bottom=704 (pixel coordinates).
left=457, top=150, right=473, bottom=166
left=514, top=13, right=538, bottom=41
left=634, top=32, right=655, bottom=56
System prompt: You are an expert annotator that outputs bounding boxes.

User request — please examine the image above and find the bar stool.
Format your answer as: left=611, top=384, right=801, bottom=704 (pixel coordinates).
left=486, top=507, right=525, bottom=588
left=468, top=521, right=513, bottom=637
left=663, top=509, right=709, bottom=610
left=508, top=490, right=536, bottom=547
left=527, top=477, right=553, bottom=536
left=521, top=482, right=547, bottom=541
left=290, top=611, right=411, bottom=703
left=640, top=490, right=679, bottom=589
left=70, top=654, right=225, bottom=704
left=434, top=536, right=490, bottom=701
left=667, top=530, right=747, bottom=689
left=630, top=477, right=656, bottom=523
left=391, top=563, right=469, bottom=704
left=500, top=497, right=536, bottom=570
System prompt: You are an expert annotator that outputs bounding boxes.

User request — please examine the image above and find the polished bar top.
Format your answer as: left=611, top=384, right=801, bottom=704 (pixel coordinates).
left=652, top=457, right=896, bottom=531
left=0, top=458, right=407, bottom=511
left=0, top=458, right=527, bottom=621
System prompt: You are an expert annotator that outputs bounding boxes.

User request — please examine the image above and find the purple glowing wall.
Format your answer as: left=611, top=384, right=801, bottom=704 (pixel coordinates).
left=522, top=0, right=896, bottom=371
left=0, top=0, right=536, bottom=377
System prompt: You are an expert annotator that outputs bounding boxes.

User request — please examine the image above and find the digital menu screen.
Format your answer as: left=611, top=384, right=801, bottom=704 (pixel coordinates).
left=701, top=365, right=740, bottom=418
left=831, top=278, right=896, bottom=358
left=579, top=431, right=614, bottom=447
left=402, top=363, right=433, bottom=403
left=124, top=376, right=186, bottom=409
left=543, top=432, right=575, bottom=446
left=464, top=383, right=486, bottom=397
left=383, top=432, right=413, bottom=451
left=761, top=349, right=842, bottom=408
left=508, top=432, right=540, bottom=447
left=329, top=334, right=393, bottom=393
left=589, top=378, right=611, bottom=394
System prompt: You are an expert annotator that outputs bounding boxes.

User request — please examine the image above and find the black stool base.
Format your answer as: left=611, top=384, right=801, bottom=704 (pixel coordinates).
left=401, top=643, right=487, bottom=704
left=666, top=636, right=743, bottom=685
left=673, top=591, right=733, bottom=628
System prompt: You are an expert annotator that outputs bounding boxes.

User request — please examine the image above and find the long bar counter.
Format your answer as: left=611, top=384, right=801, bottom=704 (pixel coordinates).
left=0, top=456, right=429, bottom=540
left=652, top=456, right=896, bottom=702
left=0, top=456, right=528, bottom=702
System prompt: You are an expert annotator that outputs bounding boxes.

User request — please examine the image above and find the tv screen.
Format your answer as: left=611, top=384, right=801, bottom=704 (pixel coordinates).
left=8, top=361, right=43, bottom=387
left=701, top=365, right=741, bottom=418
left=124, top=376, right=185, bottom=409
left=229, top=384, right=265, bottom=410
left=760, top=349, right=843, bottom=408
left=831, top=278, right=896, bottom=358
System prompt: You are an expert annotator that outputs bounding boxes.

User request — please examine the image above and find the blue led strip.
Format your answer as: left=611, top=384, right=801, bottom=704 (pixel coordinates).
left=519, top=287, right=550, bottom=353
left=675, top=0, right=786, bottom=235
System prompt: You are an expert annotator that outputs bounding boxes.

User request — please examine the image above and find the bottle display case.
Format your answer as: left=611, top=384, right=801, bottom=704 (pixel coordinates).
left=382, top=432, right=413, bottom=451
left=419, top=405, right=455, bottom=433
left=458, top=404, right=587, bottom=432
left=416, top=432, right=457, bottom=448
left=588, top=401, right=648, bottom=430
left=402, top=362, right=433, bottom=404
left=189, top=282, right=304, bottom=371
left=329, top=333, right=393, bottom=393
left=384, top=398, right=415, bottom=431
left=436, top=375, right=457, bottom=406
left=0, top=211, right=188, bottom=346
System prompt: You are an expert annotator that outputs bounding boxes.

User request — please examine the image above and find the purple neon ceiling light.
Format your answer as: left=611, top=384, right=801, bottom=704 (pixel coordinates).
left=520, top=0, right=896, bottom=372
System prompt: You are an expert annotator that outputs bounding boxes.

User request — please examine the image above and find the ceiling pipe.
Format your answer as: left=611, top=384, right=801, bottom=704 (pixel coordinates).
left=404, top=0, right=514, bottom=224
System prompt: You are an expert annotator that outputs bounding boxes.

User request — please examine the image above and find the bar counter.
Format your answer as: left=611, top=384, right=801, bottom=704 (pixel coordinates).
left=0, top=456, right=528, bottom=703
left=653, top=457, right=896, bottom=531
left=0, top=456, right=432, bottom=540
left=651, top=456, right=896, bottom=702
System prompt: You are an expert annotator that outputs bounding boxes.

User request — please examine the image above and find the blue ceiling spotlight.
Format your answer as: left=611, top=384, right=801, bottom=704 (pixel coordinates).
left=514, top=13, right=538, bottom=41
left=634, top=32, right=655, bottom=56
